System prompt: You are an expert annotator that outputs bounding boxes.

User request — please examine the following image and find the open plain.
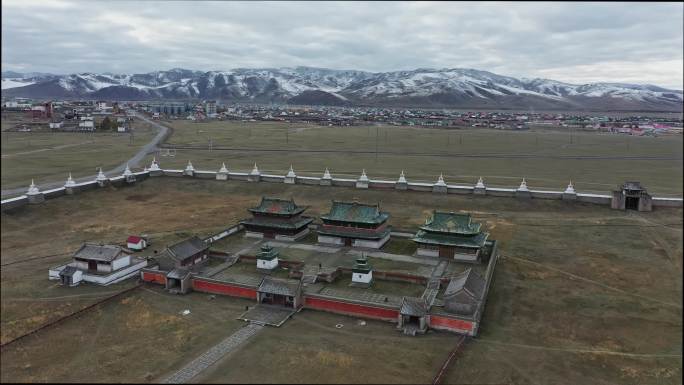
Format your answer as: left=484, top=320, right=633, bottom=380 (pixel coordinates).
left=1, top=177, right=681, bottom=384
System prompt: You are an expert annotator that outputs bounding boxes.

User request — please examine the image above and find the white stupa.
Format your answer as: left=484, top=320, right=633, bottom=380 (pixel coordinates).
left=358, top=169, right=369, bottom=182
left=475, top=176, right=485, bottom=189
left=397, top=170, right=407, bottom=184
left=434, top=173, right=447, bottom=187
left=123, top=163, right=133, bottom=176
left=219, top=162, right=229, bottom=173
left=65, top=173, right=76, bottom=187
left=250, top=163, right=260, bottom=175
left=517, top=178, right=529, bottom=192
left=564, top=180, right=576, bottom=194
left=96, top=168, right=107, bottom=182
left=27, top=179, right=40, bottom=195
left=149, top=157, right=160, bottom=171
left=322, top=168, right=332, bottom=179
left=185, top=160, right=195, bottom=172
left=143, top=165, right=148, bottom=172
left=286, top=165, right=297, bottom=178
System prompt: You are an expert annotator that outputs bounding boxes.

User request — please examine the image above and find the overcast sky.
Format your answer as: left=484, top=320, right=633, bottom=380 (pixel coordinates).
left=2, top=1, right=683, bottom=89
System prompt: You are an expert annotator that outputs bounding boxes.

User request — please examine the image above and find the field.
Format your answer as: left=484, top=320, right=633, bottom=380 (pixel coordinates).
left=147, top=120, right=684, bottom=196
left=1, top=119, right=157, bottom=190
left=1, top=177, right=681, bottom=384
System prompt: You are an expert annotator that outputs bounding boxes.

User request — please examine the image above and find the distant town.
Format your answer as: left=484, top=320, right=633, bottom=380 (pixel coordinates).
left=2, top=97, right=683, bottom=136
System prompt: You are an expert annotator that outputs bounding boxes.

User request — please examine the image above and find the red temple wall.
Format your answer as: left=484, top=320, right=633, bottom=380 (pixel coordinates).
left=142, top=271, right=166, bottom=285
left=192, top=279, right=257, bottom=299
left=429, top=315, right=475, bottom=334
left=304, top=296, right=399, bottom=321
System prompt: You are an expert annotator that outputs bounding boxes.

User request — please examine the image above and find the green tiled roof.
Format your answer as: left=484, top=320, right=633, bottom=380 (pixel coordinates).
left=320, top=201, right=389, bottom=224
left=240, top=216, right=313, bottom=230
left=248, top=197, right=306, bottom=216
left=412, top=230, right=488, bottom=248
left=419, top=211, right=481, bottom=235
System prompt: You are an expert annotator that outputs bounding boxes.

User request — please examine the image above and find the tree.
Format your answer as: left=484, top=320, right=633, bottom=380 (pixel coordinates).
left=100, top=116, right=113, bottom=131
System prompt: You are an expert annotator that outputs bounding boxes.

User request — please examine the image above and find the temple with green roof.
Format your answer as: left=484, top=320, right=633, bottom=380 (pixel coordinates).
left=317, top=200, right=391, bottom=248
left=412, top=211, right=490, bottom=262
left=240, top=197, right=314, bottom=241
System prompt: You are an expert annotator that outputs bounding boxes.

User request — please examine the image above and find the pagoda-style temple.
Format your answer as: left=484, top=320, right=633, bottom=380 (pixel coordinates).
left=240, top=197, right=314, bottom=241
left=412, top=211, right=489, bottom=262
left=317, top=201, right=391, bottom=248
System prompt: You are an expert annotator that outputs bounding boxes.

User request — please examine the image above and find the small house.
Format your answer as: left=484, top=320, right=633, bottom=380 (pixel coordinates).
left=126, top=235, right=148, bottom=251
left=49, top=243, right=147, bottom=286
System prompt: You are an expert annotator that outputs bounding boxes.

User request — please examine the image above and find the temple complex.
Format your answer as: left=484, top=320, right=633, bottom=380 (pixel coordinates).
left=317, top=200, right=391, bottom=248
left=240, top=197, right=314, bottom=241
left=412, top=211, right=490, bottom=262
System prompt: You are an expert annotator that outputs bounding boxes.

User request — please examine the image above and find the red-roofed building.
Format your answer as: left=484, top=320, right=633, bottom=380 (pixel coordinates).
left=126, top=235, right=148, bottom=251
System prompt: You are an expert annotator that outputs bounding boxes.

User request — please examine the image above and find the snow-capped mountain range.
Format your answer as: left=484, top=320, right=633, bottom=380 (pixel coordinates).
left=2, top=67, right=682, bottom=111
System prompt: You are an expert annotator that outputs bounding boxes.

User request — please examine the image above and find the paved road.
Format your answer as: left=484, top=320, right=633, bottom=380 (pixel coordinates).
left=1, top=113, right=169, bottom=198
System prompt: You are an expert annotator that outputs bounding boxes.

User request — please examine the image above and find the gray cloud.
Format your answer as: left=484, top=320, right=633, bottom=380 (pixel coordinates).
left=2, top=0, right=682, bottom=89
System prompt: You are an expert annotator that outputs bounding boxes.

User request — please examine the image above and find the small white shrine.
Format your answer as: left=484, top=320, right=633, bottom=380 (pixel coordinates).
left=396, top=170, right=408, bottom=190
left=284, top=165, right=297, bottom=184
left=217, top=162, right=229, bottom=180
left=356, top=169, right=369, bottom=189
left=433, top=173, right=448, bottom=193
left=320, top=168, right=333, bottom=186
left=248, top=163, right=261, bottom=182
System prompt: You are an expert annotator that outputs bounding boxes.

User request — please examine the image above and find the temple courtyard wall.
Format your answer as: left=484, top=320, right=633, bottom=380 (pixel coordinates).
left=3, top=167, right=681, bottom=212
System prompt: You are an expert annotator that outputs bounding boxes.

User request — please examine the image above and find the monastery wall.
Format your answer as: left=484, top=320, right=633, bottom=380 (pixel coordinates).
left=2, top=165, right=682, bottom=212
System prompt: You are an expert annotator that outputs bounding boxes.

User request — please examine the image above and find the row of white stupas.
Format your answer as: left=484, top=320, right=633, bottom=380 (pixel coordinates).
left=26, top=157, right=576, bottom=195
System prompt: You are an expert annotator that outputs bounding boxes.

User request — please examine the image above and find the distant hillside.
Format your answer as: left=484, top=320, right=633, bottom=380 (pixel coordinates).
left=2, top=66, right=682, bottom=112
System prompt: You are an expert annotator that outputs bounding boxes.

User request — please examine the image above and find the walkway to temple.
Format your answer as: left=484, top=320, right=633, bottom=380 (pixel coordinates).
left=163, top=323, right=263, bottom=384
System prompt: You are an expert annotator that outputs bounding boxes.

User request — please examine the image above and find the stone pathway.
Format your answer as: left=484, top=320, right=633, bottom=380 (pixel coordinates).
left=163, top=323, right=263, bottom=384
left=267, top=241, right=340, bottom=254
left=347, top=249, right=439, bottom=266
left=238, top=304, right=295, bottom=327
